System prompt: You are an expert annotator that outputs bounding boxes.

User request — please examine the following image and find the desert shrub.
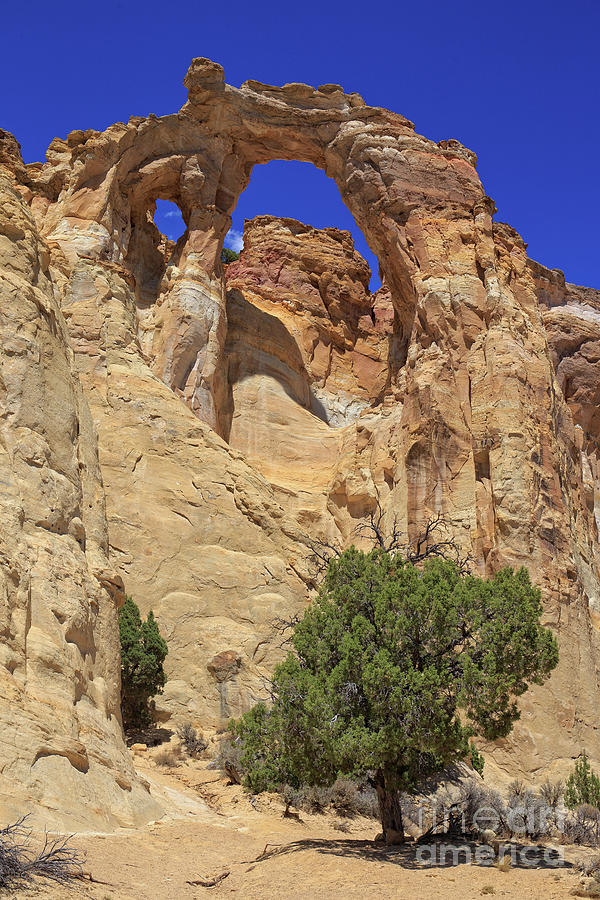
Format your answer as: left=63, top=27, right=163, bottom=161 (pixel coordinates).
left=506, top=786, right=549, bottom=839
left=177, top=723, right=208, bottom=757
left=358, top=783, right=381, bottom=819
left=400, top=793, right=420, bottom=827
left=454, top=781, right=507, bottom=835
left=297, top=784, right=329, bottom=814
left=507, top=779, right=525, bottom=799
left=154, top=745, right=181, bottom=768
left=565, top=752, right=600, bottom=811
left=540, top=778, right=564, bottom=808
left=279, top=783, right=301, bottom=812
left=578, top=855, right=600, bottom=878
left=119, top=596, right=168, bottom=730
left=539, top=778, right=564, bottom=830
left=278, top=779, right=380, bottom=819
left=0, top=817, right=84, bottom=889
left=329, top=778, right=380, bottom=818
left=213, top=737, right=244, bottom=781
left=328, top=778, right=365, bottom=817
left=564, top=804, right=600, bottom=846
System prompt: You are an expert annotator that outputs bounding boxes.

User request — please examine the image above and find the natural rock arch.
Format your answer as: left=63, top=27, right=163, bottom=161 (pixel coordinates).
left=40, top=57, right=483, bottom=436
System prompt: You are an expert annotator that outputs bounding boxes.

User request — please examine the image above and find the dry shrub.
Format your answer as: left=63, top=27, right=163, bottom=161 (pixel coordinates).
left=297, top=785, right=329, bottom=814
left=213, top=737, right=244, bottom=782
left=0, top=817, right=84, bottom=889
left=456, top=781, right=507, bottom=835
left=578, top=855, right=600, bottom=878
left=154, top=745, right=181, bottom=768
left=573, top=887, right=600, bottom=898
left=177, top=723, right=208, bottom=758
left=329, top=778, right=379, bottom=818
left=540, top=778, right=564, bottom=808
left=506, top=786, right=549, bottom=839
left=564, top=804, right=600, bottom=846
left=278, top=778, right=379, bottom=819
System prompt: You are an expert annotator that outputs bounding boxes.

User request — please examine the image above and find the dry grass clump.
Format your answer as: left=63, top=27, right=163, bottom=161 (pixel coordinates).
left=154, top=744, right=182, bottom=768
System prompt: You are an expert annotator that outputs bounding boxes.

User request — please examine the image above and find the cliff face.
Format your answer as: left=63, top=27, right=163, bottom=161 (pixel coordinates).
left=1, top=58, right=600, bottom=825
left=0, top=137, right=161, bottom=829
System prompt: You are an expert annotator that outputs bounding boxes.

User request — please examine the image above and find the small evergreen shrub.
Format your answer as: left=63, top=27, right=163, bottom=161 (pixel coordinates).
left=118, top=596, right=168, bottom=730
left=565, top=752, right=600, bottom=810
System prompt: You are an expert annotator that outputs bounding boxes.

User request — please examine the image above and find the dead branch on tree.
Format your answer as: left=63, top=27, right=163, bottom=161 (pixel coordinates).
left=356, top=502, right=472, bottom=575
left=271, top=613, right=302, bottom=651
left=305, top=536, right=342, bottom=580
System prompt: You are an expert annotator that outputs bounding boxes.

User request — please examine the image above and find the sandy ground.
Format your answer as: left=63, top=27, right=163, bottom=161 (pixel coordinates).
left=10, top=753, right=596, bottom=900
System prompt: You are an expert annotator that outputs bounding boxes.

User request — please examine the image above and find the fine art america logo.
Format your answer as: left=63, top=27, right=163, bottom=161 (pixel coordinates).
left=412, top=801, right=566, bottom=867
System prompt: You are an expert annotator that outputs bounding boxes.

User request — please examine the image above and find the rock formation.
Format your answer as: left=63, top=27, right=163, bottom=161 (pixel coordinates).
left=1, top=58, right=599, bottom=826
left=0, top=135, right=161, bottom=829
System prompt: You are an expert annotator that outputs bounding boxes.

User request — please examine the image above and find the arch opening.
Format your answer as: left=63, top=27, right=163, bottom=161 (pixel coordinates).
left=227, top=160, right=382, bottom=292
left=220, top=160, right=400, bottom=468
left=125, top=194, right=188, bottom=309
left=115, top=142, right=412, bottom=442
left=154, top=198, right=186, bottom=243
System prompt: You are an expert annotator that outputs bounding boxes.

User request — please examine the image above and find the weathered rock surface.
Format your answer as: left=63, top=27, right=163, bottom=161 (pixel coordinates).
left=532, top=258, right=600, bottom=453
left=0, top=137, right=161, bottom=829
left=1, top=58, right=600, bottom=827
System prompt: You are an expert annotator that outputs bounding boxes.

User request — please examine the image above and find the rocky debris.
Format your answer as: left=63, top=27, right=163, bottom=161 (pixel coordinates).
left=0, top=59, right=599, bottom=829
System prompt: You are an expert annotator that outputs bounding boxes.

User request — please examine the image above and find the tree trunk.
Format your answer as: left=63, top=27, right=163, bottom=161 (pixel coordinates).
left=375, top=768, right=405, bottom=844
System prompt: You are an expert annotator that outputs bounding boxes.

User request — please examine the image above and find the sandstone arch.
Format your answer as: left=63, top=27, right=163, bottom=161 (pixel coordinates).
left=39, top=57, right=483, bottom=438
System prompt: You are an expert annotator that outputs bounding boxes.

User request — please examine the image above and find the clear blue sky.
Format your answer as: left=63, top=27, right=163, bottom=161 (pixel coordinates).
left=3, top=0, right=598, bottom=288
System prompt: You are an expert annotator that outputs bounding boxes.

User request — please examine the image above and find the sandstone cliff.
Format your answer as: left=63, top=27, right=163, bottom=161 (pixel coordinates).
left=0, top=135, right=161, bottom=829
left=1, top=58, right=600, bottom=826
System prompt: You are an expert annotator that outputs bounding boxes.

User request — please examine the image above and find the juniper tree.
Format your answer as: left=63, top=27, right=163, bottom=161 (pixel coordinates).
left=118, top=596, right=168, bottom=730
left=233, top=548, right=558, bottom=843
left=221, top=247, right=240, bottom=264
left=564, top=751, right=600, bottom=810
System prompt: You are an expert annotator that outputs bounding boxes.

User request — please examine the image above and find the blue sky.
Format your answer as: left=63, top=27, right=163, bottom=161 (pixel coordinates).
left=3, top=0, right=598, bottom=289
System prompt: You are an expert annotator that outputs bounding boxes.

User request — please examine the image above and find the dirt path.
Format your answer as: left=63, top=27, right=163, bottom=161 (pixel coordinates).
left=14, top=757, right=593, bottom=899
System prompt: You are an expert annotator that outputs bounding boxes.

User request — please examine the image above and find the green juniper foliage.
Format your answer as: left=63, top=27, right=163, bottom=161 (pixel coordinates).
left=118, top=596, right=168, bottom=730
left=564, top=751, right=600, bottom=810
left=221, top=247, right=240, bottom=264
left=233, top=548, right=558, bottom=842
